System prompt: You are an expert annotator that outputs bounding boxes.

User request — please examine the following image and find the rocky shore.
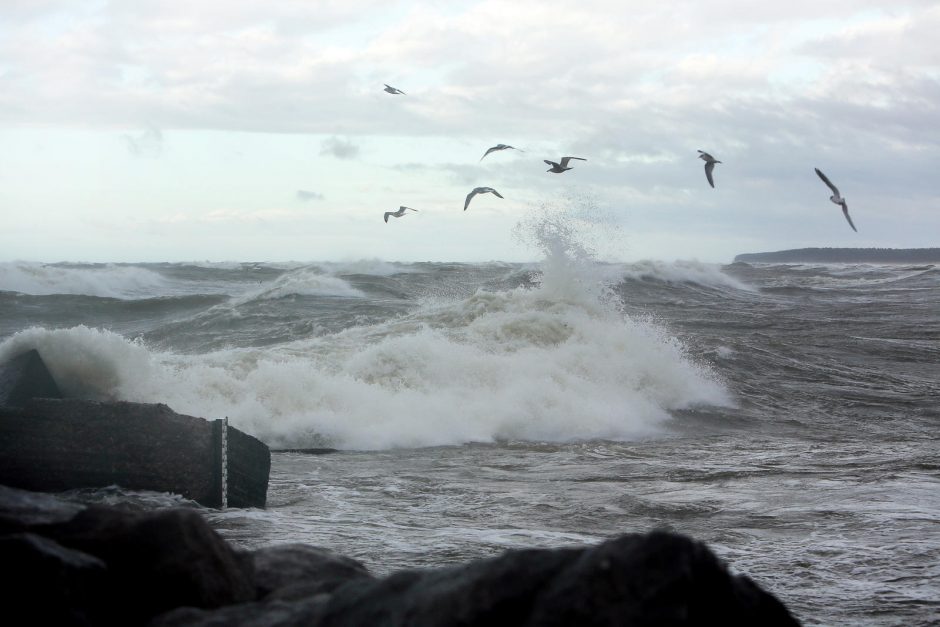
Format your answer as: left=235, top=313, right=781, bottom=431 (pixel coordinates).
left=2, top=484, right=800, bottom=626
left=0, top=348, right=801, bottom=625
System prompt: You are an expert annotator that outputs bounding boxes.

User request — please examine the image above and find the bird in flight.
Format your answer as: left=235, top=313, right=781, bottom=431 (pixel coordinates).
left=814, top=168, right=857, bottom=232
left=697, top=150, right=721, bottom=188
left=384, top=206, right=417, bottom=223
left=384, top=84, right=406, bottom=95
left=544, top=157, right=586, bottom=173
left=464, top=187, right=504, bottom=211
left=480, top=144, right=522, bottom=161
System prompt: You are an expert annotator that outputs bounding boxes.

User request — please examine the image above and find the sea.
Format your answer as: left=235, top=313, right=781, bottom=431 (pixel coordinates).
left=0, top=215, right=938, bottom=626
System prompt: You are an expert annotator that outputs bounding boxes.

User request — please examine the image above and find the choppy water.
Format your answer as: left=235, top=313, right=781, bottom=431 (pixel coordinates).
left=1, top=218, right=938, bottom=625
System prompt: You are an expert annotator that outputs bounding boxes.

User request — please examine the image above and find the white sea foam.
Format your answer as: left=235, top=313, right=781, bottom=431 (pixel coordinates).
left=313, top=259, right=419, bottom=277
left=230, top=266, right=366, bottom=305
left=0, top=262, right=169, bottom=298
left=0, top=205, right=734, bottom=450
left=618, top=259, right=756, bottom=292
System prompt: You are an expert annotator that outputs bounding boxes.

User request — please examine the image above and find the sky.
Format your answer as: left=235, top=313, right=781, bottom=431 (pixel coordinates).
left=1, top=0, right=938, bottom=263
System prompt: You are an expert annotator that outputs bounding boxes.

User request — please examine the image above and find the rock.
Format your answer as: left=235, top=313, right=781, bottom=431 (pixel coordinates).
left=153, top=544, right=375, bottom=625
left=40, top=506, right=256, bottom=624
left=153, top=597, right=330, bottom=627
left=0, top=349, right=62, bottom=408
left=524, top=530, right=797, bottom=626
left=154, top=531, right=800, bottom=626
left=248, top=544, right=373, bottom=601
left=1, top=487, right=800, bottom=626
left=0, top=484, right=85, bottom=534
left=0, top=532, right=108, bottom=626
left=314, top=547, right=577, bottom=626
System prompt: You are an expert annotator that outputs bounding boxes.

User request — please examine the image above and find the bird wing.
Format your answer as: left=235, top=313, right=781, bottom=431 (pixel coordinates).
left=559, top=157, right=586, bottom=167
left=403, top=206, right=417, bottom=212
left=705, top=162, right=716, bottom=188
left=384, top=212, right=391, bottom=223
left=697, top=150, right=713, bottom=161
left=544, top=160, right=558, bottom=167
left=841, top=203, right=857, bottom=232
left=491, top=189, right=504, bottom=198
left=464, top=190, right=478, bottom=211
left=815, top=168, right=840, bottom=196
left=481, top=146, right=498, bottom=160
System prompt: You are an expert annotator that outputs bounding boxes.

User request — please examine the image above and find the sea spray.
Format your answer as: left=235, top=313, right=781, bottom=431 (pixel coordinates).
left=0, top=325, right=157, bottom=400
left=0, top=205, right=734, bottom=449
left=0, top=262, right=170, bottom=299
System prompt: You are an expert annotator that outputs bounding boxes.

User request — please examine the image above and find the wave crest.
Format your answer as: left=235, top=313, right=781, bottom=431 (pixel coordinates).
left=0, top=262, right=169, bottom=299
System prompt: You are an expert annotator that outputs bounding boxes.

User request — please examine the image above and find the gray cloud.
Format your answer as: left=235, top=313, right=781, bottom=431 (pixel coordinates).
left=122, top=126, right=163, bottom=157
left=2, top=1, right=938, bottom=261
left=320, top=136, right=360, bottom=159
left=296, top=189, right=324, bottom=201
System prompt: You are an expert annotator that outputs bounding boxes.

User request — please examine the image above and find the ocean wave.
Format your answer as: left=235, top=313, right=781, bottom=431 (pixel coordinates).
left=618, top=260, right=756, bottom=292
left=312, top=259, right=419, bottom=277
left=229, top=266, right=366, bottom=305
left=0, top=262, right=170, bottom=299
left=0, top=209, right=733, bottom=451
left=754, top=264, right=939, bottom=292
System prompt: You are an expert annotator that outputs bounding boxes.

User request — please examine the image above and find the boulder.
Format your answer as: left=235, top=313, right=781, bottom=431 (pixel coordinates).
left=0, top=488, right=801, bottom=626
left=40, top=506, right=256, bottom=624
left=0, top=349, right=62, bottom=407
left=153, top=530, right=800, bottom=627
left=248, top=544, right=373, bottom=601
left=0, top=532, right=108, bottom=626
left=0, top=484, right=85, bottom=534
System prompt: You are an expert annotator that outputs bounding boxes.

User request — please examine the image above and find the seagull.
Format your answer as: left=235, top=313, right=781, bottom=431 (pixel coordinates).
left=480, top=144, right=523, bottom=161
left=815, top=168, right=857, bottom=232
left=544, top=157, right=586, bottom=173
left=464, top=187, right=504, bottom=211
left=384, top=206, right=417, bottom=223
left=697, top=150, right=721, bottom=188
left=383, top=84, right=406, bottom=95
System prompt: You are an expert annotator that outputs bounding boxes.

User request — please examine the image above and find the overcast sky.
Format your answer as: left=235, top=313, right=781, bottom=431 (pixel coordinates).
left=1, top=0, right=938, bottom=263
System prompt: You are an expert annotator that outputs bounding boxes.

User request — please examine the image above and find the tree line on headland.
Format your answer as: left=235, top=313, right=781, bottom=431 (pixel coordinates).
left=733, top=248, right=940, bottom=263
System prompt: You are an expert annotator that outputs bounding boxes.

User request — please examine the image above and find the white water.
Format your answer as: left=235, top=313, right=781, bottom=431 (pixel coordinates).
left=0, top=262, right=170, bottom=298
left=0, top=212, right=733, bottom=450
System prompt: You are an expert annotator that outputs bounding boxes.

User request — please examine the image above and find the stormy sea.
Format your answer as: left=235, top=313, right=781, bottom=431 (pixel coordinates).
left=1, top=214, right=937, bottom=626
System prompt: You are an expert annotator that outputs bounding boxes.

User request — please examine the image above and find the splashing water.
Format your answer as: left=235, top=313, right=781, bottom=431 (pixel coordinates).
left=0, top=200, right=732, bottom=450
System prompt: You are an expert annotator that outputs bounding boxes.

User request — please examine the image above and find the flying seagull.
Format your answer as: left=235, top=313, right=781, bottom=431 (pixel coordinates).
left=697, top=150, right=721, bottom=188
left=815, top=168, right=857, bottom=232
left=464, top=187, right=504, bottom=211
left=544, top=156, right=586, bottom=173
left=480, top=144, right=522, bottom=161
left=384, top=206, right=417, bottom=223
left=384, top=84, right=406, bottom=95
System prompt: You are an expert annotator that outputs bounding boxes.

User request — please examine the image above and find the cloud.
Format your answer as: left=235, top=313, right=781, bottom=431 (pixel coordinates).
left=122, top=126, right=163, bottom=157
left=2, top=1, right=939, bottom=261
left=296, top=189, right=324, bottom=201
left=319, top=136, right=360, bottom=159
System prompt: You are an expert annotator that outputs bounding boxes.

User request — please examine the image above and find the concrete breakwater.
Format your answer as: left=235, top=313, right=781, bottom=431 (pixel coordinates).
left=0, top=349, right=269, bottom=509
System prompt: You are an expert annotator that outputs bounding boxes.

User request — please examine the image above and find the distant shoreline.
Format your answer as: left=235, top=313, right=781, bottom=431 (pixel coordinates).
left=733, top=248, right=940, bottom=264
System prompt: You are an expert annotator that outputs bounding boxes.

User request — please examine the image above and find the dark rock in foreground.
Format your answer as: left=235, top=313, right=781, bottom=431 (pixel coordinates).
left=0, top=348, right=62, bottom=408
left=0, top=485, right=800, bottom=627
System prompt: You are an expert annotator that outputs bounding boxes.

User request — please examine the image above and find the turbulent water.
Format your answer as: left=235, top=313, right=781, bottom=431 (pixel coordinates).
left=1, top=217, right=938, bottom=625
